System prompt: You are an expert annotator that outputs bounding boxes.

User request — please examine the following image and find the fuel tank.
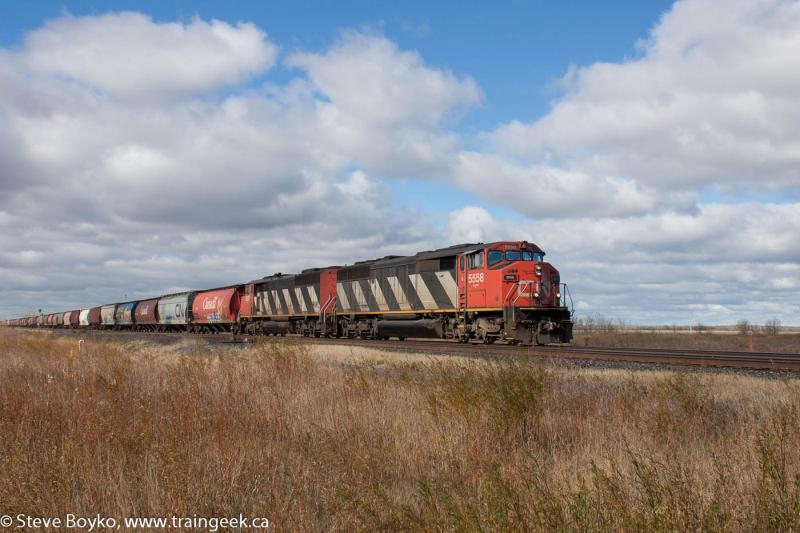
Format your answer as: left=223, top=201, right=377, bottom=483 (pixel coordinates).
left=376, top=318, right=443, bottom=339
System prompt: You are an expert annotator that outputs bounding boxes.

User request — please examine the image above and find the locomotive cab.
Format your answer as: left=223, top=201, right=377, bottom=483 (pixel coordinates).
left=457, top=241, right=572, bottom=345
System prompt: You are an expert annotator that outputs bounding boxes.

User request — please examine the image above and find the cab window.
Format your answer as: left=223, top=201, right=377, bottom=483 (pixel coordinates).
left=468, top=251, right=484, bottom=269
left=520, top=251, right=544, bottom=261
left=487, top=250, right=503, bottom=266
left=459, top=256, right=465, bottom=270
left=505, top=250, right=521, bottom=262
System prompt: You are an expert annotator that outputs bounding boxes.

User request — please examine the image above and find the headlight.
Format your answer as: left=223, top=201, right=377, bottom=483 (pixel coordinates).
left=556, top=292, right=561, bottom=299
left=534, top=292, right=540, bottom=298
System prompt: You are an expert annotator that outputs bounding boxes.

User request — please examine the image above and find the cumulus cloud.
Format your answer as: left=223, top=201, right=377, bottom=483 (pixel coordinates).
left=452, top=152, right=697, bottom=218
left=288, top=30, right=481, bottom=176
left=289, top=31, right=480, bottom=128
left=22, top=12, right=277, bottom=98
left=445, top=206, right=501, bottom=243
left=489, top=0, right=800, bottom=209
left=0, top=25, right=479, bottom=232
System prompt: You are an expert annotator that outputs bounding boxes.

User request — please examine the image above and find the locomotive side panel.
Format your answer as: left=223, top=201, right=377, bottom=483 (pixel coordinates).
left=335, top=256, right=460, bottom=314
left=293, top=270, right=323, bottom=315
left=253, top=276, right=297, bottom=316
left=319, top=268, right=338, bottom=313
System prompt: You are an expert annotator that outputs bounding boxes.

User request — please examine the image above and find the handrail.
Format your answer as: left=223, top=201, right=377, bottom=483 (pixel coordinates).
left=503, top=284, right=517, bottom=306
left=560, top=283, right=574, bottom=314
left=319, top=294, right=337, bottom=336
left=320, top=294, right=335, bottom=314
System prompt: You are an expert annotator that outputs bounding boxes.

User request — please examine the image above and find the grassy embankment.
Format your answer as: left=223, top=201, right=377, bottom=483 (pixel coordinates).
left=1, top=328, right=799, bottom=531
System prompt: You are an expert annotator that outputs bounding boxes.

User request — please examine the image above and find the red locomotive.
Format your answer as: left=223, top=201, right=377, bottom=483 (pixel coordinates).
left=238, top=241, right=572, bottom=344
left=9, top=241, right=573, bottom=345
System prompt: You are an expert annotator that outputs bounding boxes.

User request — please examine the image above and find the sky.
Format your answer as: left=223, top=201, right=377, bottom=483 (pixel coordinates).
left=1, top=0, right=798, bottom=325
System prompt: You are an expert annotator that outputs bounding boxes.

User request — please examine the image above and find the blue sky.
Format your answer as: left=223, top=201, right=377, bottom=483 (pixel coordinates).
left=0, top=0, right=798, bottom=324
left=0, top=0, right=674, bottom=129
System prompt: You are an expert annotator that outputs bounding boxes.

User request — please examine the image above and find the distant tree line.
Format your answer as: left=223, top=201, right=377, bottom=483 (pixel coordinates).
left=734, top=318, right=782, bottom=336
left=574, top=314, right=783, bottom=335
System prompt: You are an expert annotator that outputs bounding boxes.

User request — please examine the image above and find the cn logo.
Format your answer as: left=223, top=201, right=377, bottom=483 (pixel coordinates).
left=541, top=283, right=551, bottom=298
left=467, top=272, right=484, bottom=284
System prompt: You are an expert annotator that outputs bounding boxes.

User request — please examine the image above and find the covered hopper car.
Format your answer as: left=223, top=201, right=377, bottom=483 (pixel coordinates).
left=89, top=307, right=102, bottom=327
left=158, top=292, right=195, bottom=330
left=114, top=302, right=137, bottom=328
left=191, top=287, right=242, bottom=332
left=134, top=299, right=159, bottom=331
left=100, top=304, right=116, bottom=328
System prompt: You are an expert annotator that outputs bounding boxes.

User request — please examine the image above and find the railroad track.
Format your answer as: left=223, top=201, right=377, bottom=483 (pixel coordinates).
left=535, top=345, right=800, bottom=371
left=30, top=327, right=800, bottom=372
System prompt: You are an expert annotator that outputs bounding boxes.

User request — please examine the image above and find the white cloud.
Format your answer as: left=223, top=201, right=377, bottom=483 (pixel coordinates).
left=288, top=31, right=480, bottom=129
left=452, top=152, right=695, bottom=217
left=0, top=26, right=480, bottom=231
left=490, top=0, right=800, bottom=205
left=288, top=31, right=481, bottom=176
left=445, top=206, right=501, bottom=243
left=22, top=12, right=277, bottom=98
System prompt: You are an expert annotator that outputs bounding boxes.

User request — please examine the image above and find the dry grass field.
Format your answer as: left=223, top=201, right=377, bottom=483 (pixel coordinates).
left=1, top=327, right=800, bottom=531
left=574, top=330, right=800, bottom=353
left=572, top=315, right=800, bottom=353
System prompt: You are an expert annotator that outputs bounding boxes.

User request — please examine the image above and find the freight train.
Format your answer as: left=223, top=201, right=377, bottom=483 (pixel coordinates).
left=4, top=241, right=573, bottom=345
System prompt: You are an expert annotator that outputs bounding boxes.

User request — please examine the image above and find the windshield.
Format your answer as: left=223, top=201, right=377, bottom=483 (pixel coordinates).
left=506, top=250, right=544, bottom=262
left=488, top=250, right=503, bottom=266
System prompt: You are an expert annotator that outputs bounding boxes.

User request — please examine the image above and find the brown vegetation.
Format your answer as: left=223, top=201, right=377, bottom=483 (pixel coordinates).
left=1, top=328, right=799, bottom=531
left=574, top=330, right=800, bottom=353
